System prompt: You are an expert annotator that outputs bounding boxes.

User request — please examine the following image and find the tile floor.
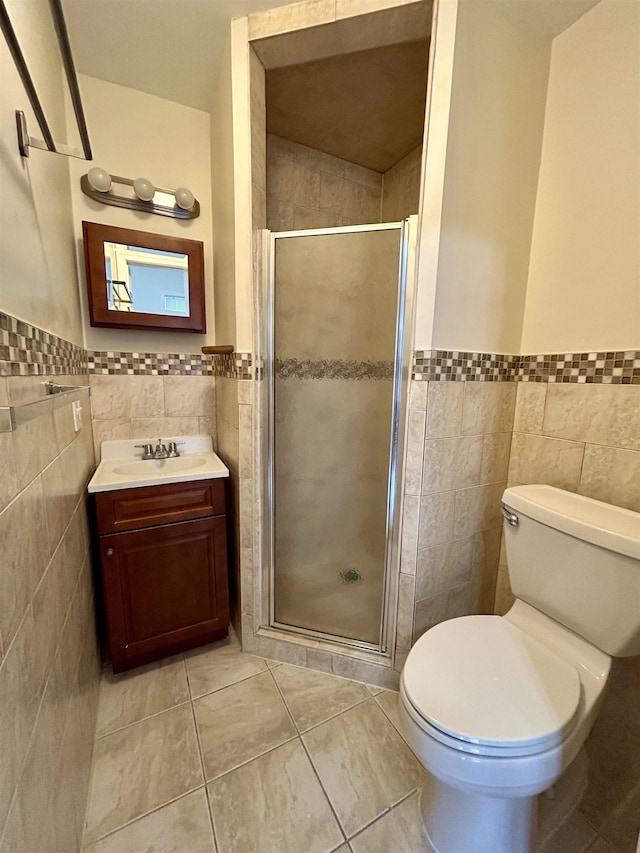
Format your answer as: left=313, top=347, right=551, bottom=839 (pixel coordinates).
left=81, top=632, right=625, bottom=853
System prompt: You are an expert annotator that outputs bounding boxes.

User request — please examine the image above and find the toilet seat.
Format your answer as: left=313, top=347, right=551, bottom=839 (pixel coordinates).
left=402, top=616, right=581, bottom=758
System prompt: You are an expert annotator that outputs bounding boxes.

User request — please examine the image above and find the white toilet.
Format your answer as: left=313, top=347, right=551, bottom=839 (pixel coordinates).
left=398, top=484, right=640, bottom=853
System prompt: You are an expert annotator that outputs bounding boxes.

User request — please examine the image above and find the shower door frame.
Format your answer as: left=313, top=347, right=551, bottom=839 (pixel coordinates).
left=260, top=219, right=416, bottom=655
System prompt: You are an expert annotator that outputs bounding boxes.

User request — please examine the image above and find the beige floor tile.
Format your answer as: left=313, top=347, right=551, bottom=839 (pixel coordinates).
left=366, top=683, right=384, bottom=695
left=194, top=671, right=296, bottom=781
left=538, top=811, right=597, bottom=853
left=95, top=656, right=190, bottom=737
left=83, top=705, right=203, bottom=845
left=350, top=791, right=433, bottom=853
left=208, top=738, right=344, bottom=853
left=302, top=699, right=425, bottom=837
left=585, top=839, right=619, bottom=853
left=374, top=689, right=408, bottom=741
left=185, top=634, right=268, bottom=698
left=82, top=789, right=215, bottom=853
left=272, top=664, right=369, bottom=732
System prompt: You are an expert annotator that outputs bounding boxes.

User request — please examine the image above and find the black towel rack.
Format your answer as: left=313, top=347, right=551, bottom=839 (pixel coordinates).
left=0, top=0, right=92, bottom=161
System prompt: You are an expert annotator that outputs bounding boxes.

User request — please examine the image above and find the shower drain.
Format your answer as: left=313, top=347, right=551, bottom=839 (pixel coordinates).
left=339, top=568, right=363, bottom=585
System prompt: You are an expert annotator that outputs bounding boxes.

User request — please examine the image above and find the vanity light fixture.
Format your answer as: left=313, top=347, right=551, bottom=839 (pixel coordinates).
left=81, top=168, right=200, bottom=220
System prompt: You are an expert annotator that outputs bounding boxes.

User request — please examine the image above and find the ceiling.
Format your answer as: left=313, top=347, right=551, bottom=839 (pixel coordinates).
left=267, top=40, right=430, bottom=172
left=63, top=0, right=296, bottom=112
left=62, top=0, right=602, bottom=117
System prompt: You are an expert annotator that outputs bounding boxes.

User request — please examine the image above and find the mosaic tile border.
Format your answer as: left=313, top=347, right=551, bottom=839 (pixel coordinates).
left=3, top=310, right=637, bottom=384
left=276, top=358, right=394, bottom=380
left=516, top=351, right=640, bottom=383
left=86, top=350, right=255, bottom=378
left=87, top=351, right=214, bottom=376
left=412, top=350, right=640, bottom=384
left=0, top=311, right=87, bottom=376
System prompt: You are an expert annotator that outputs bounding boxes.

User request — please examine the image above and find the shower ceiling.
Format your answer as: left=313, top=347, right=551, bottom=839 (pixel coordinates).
left=266, top=39, right=430, bottom=172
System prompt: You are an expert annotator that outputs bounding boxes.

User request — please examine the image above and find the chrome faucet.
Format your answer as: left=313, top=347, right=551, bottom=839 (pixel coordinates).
left=134, top=442, right=154, bottom=460
left=154, top=439, right=169, bottom=459
left=134, top=438, right=184, bottom=459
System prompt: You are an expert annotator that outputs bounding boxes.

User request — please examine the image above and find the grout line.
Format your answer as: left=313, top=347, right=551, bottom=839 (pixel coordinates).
left=269, top=668, right=349, bottom=845
left=205, top=732, right=299, bottom=786
left=82, top=784, right=207, bottom=849
left=186, top=663, right=270, bottom=703
left=94, top=698, right=193, bottom=741
left=187, top=693, right=218, bottom=853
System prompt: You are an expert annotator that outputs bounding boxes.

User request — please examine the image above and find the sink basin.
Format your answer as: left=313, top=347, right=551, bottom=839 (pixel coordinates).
left=87, top=435, right=229, bottom=493
left=112, top=456, right=207, bottom=476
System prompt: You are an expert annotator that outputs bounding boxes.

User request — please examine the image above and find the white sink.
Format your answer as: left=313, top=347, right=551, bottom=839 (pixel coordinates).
left=87, top=435, right=229, bottom=493
left=112, top=456, right=207, bottom=476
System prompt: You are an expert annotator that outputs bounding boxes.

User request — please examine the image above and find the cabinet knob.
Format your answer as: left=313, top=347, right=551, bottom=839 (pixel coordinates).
left=106, top=548, right=114, bottom=556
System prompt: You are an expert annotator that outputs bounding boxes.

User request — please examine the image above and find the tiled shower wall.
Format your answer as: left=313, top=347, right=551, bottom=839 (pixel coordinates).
left=381, top=146, right=422, bottom=222
left=265, top=134, right=422, bottom=231
left=266, top=133, right=383, bottom=230
left=0, top=373, right=99, bottom=852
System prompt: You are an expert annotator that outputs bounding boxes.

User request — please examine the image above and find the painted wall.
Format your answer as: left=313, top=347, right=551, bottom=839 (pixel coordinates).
left=430, top=0, right=551, bottom=354
left=521, top=0, right=640, bottom=353
left=67, top=74, right=214, bottom=353
left=0, top=0, right=82, bottom=344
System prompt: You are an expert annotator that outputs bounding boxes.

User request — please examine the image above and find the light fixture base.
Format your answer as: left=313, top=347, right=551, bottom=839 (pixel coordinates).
left=80, top=173, right=200, bottom=220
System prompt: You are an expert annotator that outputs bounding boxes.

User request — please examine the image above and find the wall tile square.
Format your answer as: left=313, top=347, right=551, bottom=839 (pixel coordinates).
left=509, top=432, right=585, bottom=491
left=578, top=445, right=640, bottom=512
left=425, top=382, right=464, bottom=437
left=421, top=435, right=483, bottom=494
left=418, top=491, right=455, bottom=549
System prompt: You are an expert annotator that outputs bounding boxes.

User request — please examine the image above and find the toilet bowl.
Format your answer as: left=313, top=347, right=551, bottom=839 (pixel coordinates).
left=398, top=485, right=640, bottom=853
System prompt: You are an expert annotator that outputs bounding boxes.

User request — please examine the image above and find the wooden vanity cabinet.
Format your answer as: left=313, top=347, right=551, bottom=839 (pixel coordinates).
left=92, top=479, right=230, bottom=673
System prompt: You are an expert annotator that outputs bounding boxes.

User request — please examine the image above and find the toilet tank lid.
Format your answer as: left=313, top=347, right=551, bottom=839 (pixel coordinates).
left=503, top=486, right=640, bottom=560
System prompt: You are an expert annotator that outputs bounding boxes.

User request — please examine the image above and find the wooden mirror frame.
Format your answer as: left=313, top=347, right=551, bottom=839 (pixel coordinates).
left=82, top=221, right=206, bottom=333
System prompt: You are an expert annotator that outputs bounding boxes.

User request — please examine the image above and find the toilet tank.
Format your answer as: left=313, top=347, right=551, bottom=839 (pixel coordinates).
left=502, top=485, right=640, bottom=657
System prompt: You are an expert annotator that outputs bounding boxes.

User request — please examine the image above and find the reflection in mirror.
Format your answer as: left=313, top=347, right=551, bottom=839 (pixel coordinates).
left=104, top=243, right=190, bottom=317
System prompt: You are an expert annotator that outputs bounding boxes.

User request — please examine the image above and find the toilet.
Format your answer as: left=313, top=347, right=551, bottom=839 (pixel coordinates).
left=398, top=484, right=640, bottom=853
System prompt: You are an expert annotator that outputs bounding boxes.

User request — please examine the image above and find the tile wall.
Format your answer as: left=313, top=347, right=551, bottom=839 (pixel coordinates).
left=395, top=380, right=516, bottom=667
left=0, top=373, right=100, bottom=852
left=266, top=133, right=383, bottom=230
left=88, top=374, right=217, bottom=463
left=381, top=145, right=422, bottom=221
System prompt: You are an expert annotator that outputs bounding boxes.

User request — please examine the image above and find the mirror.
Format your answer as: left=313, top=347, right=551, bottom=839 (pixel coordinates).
left=82, top=221, right=205, bottom=332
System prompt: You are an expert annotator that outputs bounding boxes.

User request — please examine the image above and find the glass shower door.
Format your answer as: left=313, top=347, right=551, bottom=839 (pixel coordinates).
left=268, top=223, right=406, bottom=648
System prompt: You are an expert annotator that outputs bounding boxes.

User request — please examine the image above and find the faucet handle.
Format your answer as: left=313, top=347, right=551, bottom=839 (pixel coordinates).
left=167, top=440, right=185, bottom=457
left=134, top=443, right=154, bottom=459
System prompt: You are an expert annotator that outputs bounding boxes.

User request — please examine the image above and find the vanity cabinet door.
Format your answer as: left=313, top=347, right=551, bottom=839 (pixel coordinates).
left=100, top=516, right=229, bottom=672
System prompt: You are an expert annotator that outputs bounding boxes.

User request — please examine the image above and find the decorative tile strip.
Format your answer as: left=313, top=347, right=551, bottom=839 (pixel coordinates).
left=87, top=351, right=214, bottom=375
left=0, top=311, right=87, bottom=376
left=516, top=351, right=640, bottom=384
left=276, top=358, right=395, bottom=380
left=412, top=349, right=640, bottom=383
left=210, top=352, right=254, bottom=379
left=412, top=350, right=519, bottom=382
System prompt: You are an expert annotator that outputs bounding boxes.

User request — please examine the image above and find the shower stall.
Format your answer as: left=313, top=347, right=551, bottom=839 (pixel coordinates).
left=259, top=219, right=415, bottom=653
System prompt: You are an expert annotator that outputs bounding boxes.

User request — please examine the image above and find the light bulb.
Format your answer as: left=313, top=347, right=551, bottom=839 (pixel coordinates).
left=87, top=167, right=111, bottom=193
left=133, top=177, right=155, bottom=202
left=174, top=187, right=195, bottom=210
